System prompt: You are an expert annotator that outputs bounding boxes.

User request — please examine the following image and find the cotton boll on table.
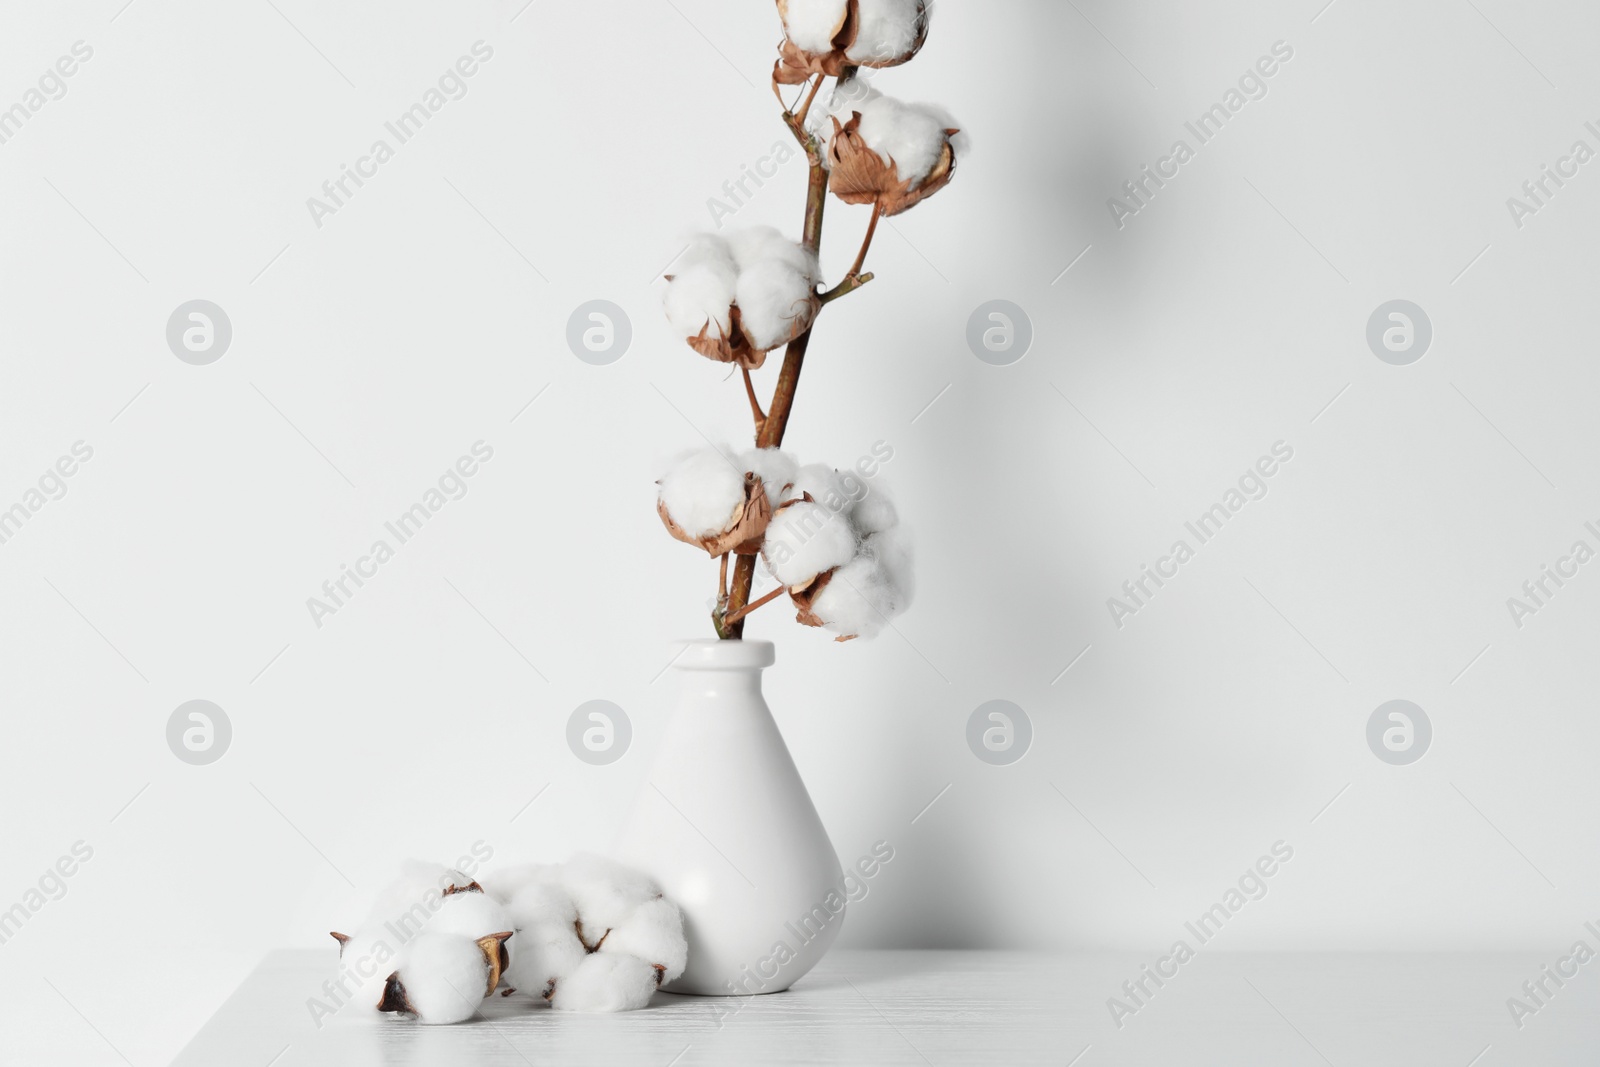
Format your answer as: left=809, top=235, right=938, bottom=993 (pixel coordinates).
left=378, top=932, right=511, bottom=1025
left=549, top=953, right=661, bottom=1013
left=474, top=854, right=688, bottom=1012
left=498, top=876, right=587, bottom=999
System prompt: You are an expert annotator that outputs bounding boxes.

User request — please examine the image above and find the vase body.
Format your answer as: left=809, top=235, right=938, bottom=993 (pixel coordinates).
left=612, top=639, right=845, bottom=995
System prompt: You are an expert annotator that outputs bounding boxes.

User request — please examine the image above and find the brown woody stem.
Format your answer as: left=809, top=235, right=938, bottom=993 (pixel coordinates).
left=722, top=583, right=789, bottom=625
left=794, top=74, right=826, bottom=127
left=719, top=70, right=856, bottom=639
left=821, top=271, right=873, bottom=304
left=846, top=203, right=880, bottom=279
left=741, top=366, right=766, bottom=429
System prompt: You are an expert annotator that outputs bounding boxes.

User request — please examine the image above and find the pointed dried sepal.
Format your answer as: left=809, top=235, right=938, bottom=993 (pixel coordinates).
left=659, top=473, right=773, bottom=557
left=827, top=112, right=959, bottom=217
left=476, top=931, right=514, bottom=996
left=774, top=38, right=850, bottom=85
left=442, top=880, right=485, bottom=897
left=789, top=567, right=836, bottom=628
left=685, top=306, right=764, bottom=369
left=330, top=931, right=351, bottom=956
left=683, top=300, right=818, bottom=370
left=377, top=972, right=415, bottom=1015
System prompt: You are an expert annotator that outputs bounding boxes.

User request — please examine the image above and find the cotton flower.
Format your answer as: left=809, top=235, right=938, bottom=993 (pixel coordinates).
left=597, top=896, right=688, bottom=985
left=774, top=0, right=929, bottom=84
left=478, top=853, right=687, bottom=1011
left=376, top=931, right=512, bottom=1025
left=330, top=864, right=519, bottom=1021
left=824, top=87, right=963, bottom=216
left=328, top=928, right=399, bottom=1014
left=663, top=227, right=820, bottom=369
left=783, top=477, right=912, bottom=640
left=550, top=953, right=660, bottom=1013
left=762, top=498, right=859, bottom=588
left=658, top=448, right=773, bottom=556
left=498, top=873, right=588, bottom=998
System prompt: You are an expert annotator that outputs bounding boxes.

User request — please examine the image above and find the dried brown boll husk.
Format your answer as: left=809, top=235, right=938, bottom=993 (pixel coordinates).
left=826, top=111, right=958, bottom=217
left=773, top=0, right=929, bottom=85
left=678, top=298, right=819, bottom=370
left=788, top=566, right=834, bottom=628
left=659, top=472, right=773, bottom=556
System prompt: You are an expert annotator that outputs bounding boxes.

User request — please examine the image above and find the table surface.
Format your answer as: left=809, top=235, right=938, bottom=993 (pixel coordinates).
left=172, top=949, right=1600, bottom=1065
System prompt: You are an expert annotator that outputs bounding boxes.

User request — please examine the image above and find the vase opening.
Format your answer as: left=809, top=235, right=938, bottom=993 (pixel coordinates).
left=674, top=638, right=775, bottom=671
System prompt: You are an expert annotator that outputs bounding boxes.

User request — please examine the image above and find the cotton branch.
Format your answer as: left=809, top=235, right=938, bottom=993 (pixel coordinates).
left=721, top=73, right=848, bottom=637
left=722, top=583, right=789, bottom=626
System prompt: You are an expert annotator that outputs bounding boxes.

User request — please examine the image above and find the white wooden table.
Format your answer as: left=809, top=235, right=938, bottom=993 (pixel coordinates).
left=172, top=949, right=1600, bottom=1065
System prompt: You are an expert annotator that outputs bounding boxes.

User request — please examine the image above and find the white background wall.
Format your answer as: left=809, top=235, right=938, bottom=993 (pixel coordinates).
left=3, top=0, right=1599, bottom=1062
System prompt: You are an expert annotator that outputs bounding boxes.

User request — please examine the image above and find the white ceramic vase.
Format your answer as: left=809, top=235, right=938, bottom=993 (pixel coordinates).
left=612, top=639, right=845, bottom=995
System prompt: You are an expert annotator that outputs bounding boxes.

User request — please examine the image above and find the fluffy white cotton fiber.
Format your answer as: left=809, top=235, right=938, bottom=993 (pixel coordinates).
left=663, top=235, right=737, bottom=341
left=775, top=470, right=913, bottom=639
left=728, top=225, right=815, bottom=275
left=866, top=523, right=914, bottom=607
left=368, top=862, right=474, bottom=927
left=787, top=463, right=857, bottom=516
left=740, top=448, right=798, bottom=511
left=391, top=933, right=493, bottom=1025
left=846, top=0, right=923, bottom=64
left=598, top=896, right=688, bottom=984
left=850, top=481, right=898, bottom=535
left=478, top=862, right=560, bottom=906
left=811, top=84, right=963, bottom=188
left=337, top=854, right=685, bottom=1022
left=560, top=852, right=663, bottom=939
left=764, top=500, right=859, bottom=587
left=332, top=927, right=398, bottom=1013
left=501, top=877, right=587, bottom=995
left=480, top=854, right=685, bottom=1012
left=664, top=227, right=818, bottom=354
left=332, top=864, right=515, bottom=1021
left=810, top=551, right=902, bottom=639
left=729, top=227, right=820, bottom=351
left=550, top=953, right=660, bottom=1013
left=659, top=448, right=746, bottom=538
left=855, top=92, right=958, bottom=186
left=781, top=0, right=850, bottom=51
left=431, top=887, right=512, bottom=946
left=736, top=258, right=816, bottom=351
